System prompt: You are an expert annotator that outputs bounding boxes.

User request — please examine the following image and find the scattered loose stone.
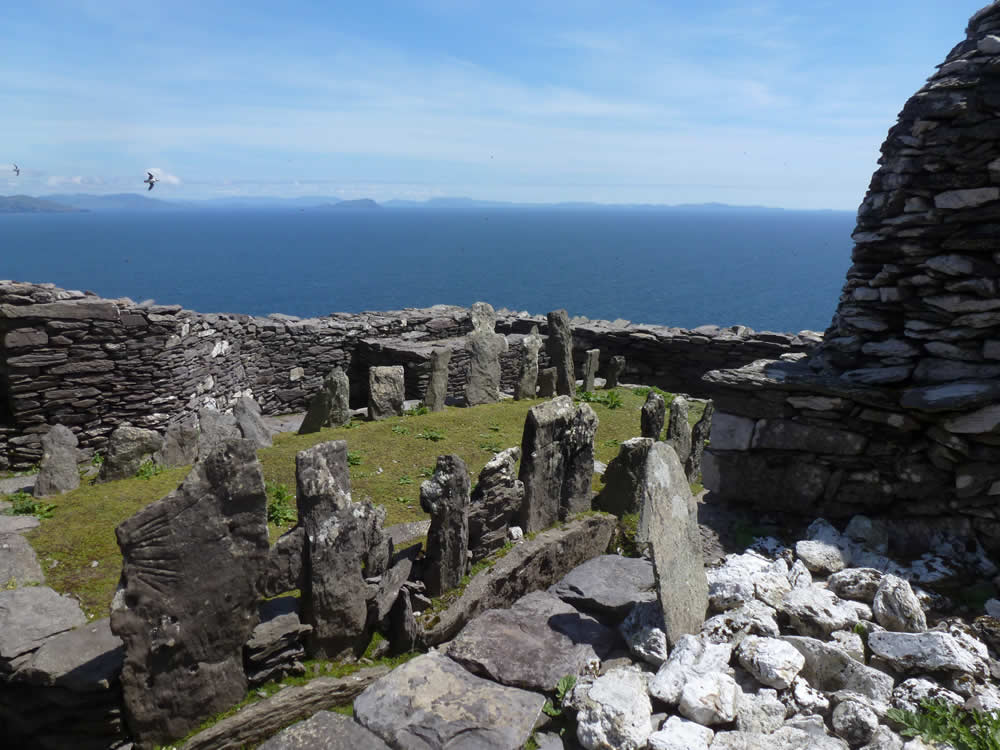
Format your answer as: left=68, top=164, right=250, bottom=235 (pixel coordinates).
left=648, top=716, right=714, bottom=750
left=679, top=671, right=741, bottom=725
left=867, top=630, right=987, bottom=676
left=620, top=600, right=668, bottom=667
left=828, top=568, right=884, bottom=603
left=872, top=575, right=927, bottom=633
left=737, top=635, right=805, bottom=689
left=571, top=668, right=653, bottom=750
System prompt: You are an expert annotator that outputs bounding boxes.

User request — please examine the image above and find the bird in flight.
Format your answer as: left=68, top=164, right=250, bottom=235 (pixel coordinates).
left=144, top=171, right=159, bottom=191
left=12, top=164, right=19, bottom=177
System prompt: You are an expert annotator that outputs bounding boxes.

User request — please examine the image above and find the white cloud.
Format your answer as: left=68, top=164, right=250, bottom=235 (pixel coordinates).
left=45, top=175, right=103, bottom=187
left=146, top=168, right=181, bottom=185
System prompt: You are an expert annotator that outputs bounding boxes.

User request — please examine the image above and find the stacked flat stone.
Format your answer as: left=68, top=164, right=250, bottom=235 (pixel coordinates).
left=703, top=2, right=1000, bottom=550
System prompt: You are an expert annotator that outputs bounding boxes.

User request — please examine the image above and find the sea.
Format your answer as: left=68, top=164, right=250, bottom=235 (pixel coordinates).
left=0, top=207, right=856, bottom=333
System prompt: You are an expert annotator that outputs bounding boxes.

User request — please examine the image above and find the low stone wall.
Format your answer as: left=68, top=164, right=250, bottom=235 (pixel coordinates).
left=0, top=280, right=816, bottom=469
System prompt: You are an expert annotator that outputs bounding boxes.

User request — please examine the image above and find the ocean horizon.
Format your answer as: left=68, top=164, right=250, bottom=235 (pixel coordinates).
left=1, top=206, right=855, bottom=333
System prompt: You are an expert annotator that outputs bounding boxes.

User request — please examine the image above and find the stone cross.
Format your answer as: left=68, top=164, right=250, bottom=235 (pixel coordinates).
left=464, top=302, right=509, bottom=406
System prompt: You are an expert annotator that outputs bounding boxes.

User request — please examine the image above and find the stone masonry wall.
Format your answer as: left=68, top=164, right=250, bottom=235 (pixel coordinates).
left=0, top=280, right=815, bottom=469
left=704, top=1, right=1000, bottom=552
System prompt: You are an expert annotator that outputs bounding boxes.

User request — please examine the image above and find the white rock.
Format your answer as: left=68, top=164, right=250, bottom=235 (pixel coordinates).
left=787, top=675, right=830, bottom=716
left=648, top=716, right=714, bottom=750
left=832, top=699, right=879, bottom=746
left=701, top=600, right=780, bottom=644
left=827, top=568, right=884, bottom=603
left=749, top=536, right=789, bottom=560
left=844, top=516, right=889, bottom=554
left=573, top=668, right=652, bottom=750
left=859, top=726, right=904, bottom=750
left=782, top=636, right=895, bottom=709
left=872, top=575, right=926, bottom=633
left=796, top=540, right=850, bottom=574
left=620, top=601, right=668, bottom=667
left=754, top=559, right=792, bottom=608
left=679, top=672, right=741, bottom=726
left=830, top=630, right=865, bottom=662
left=905, top=554, right=959, bottom=584
left=868, top=630, right=987, bottom=677
left=968, top=680, right=1000, bottom=712
left=787, top=559, right=813, bottom=589
left=649, top=634, right=733, bottom=704
left=707, top=552, right=772, bottom=612
left=508, top=526, right=524, bottom=542
left=891, top=677, right=964, bottom=713
left=735, top=688, right=785, bottom=734
left=736, top=635, right=805, bottom=689
left=780, top=587, right=859, bottom=637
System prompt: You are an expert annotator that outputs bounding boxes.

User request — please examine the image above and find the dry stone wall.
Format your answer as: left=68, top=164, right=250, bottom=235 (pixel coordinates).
left=704, top=1, right=1000, bottom=552
left=0, top=280, right=814, bottom=469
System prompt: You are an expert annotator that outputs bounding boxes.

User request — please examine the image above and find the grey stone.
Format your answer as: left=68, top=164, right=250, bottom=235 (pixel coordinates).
left=752, top=419, right=867, bottom=455
left=155, top=422, right=199, bottom=466
left=891, top=677, right=964, bottom=713
left=828, top=568, right=884, bottom=603
left=368, top=365, right=405, bottom=420
left=468, top=447, right=523, bottom=563
left=245, top=611, right=311, bottom=687
left=257, top=710, right=391, bottom=750
left=389, top=587, right=419, bottom=655
left=0, top=533, right=43, bottom=588
left=737, top=635, right=805, bottom=689
left=549, top=554, right=656, bottom=619
left=709, top=413, right=755, bottom=451
left=197, top=407, right=241, bottom=459
left=443, top=590, right=618, bottom=691
left=679, top=671, right=740, bottom=726
left=465, top=303, right=509, bottom=405
left=546, top=309, right=576, bottom=397
left=641, top=390, right=665, bottom=440
left=98, top=424, right=164, bottom=481
left=33, top=424, right=79, bottom=497
left=833, top=700, right=879, bottom=746
left=666, top=396, right=692, bottom=466
left=782, top=636, right=895, bottom=708
left=538, top=367, right=558, bottom=397
left=647, top=442, right=709, bottom=645
left=514, top=327, right=542, bottom=400
left=685, top=400, right=713, bottom=482
left=595, top=437, right=653, bottom=517
left=780, top=587, right=859, bottom=638
left=353, top=651, right=544, bottom=750
left=296, top=440, right=378, bottom=659
left=0, top=587, right=87, bottom=663
left=873, top=575, right=927, bottom=633
left=620, top=600, right=668, bottom=666
left=420, top=454, right=471, bottom=597
left=735, top=689, right=785, bottom=735
left=370, top=556, right=413, bottom=622
left=572, top=668, right=652, bottom=750
left=261, top=527, right=305, bottom=598
left=517, top=396, right=597, bottom=533
left=867, top=630, right=987, bottom=676
left=14, top=616, right=123, bottom=691
left=606, top=355, right=626, bottom=389
left=234, top=396, right=273, bottom=448
left=424, top=348, right=451, bottom=411
left=110, top=439, right=269, bottom=747
left=648, top=634, right=733, bottom=705
left=582, top=348, right=600, bottom=392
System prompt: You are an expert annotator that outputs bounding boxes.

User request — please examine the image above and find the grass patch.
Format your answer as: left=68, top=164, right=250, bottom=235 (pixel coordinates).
left=887, top=699, right=1000, bottom=750
left=4, top=491, right=57, bottom=519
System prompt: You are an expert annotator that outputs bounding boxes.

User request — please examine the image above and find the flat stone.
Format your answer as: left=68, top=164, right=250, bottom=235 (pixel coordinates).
left=354, top=651, right=544, bottom=749
left=0, top=533, right=43, bottom=588
left=944, top=404, right=1000, bottom=433
left=0, top=515, right=40, bottom=533
left=648, top=634, right=733, bottom=705
left=867, top=630, right=987, bottom=676
left=0, top=587, right=87, bottom=662
left=752, top=419, right=866, bottom=455
left=782, top=636, right=895, bottom=709
left=14, top=616, right=123, bottom=691
left=549, top=554, right=656, bottom=619
left=780, top=588, right=859, bottom=638
left=257, top=710, right=391, bottom=750
left=572, top=668, right=652, bottom=750
left=934, top=187, right=1000, bottom=209
left=443, top=590, right=619, bottom=692
left=737, top=635, right=805, bottom=689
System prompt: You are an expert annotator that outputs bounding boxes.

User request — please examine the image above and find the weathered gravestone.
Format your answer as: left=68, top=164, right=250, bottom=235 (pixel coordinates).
left=98, top=424, right=164, bottom=482
left=465, top=302, right=509, bottom=406
left=685, top=400, right=714, bottom=483
left=299, top=368, right=352, bottom=434
left=546, top=309, right=576, bottom=397
left=606, top=355, right=626, bottom=389
left=645, top=442, right=709, bottom=646
left=666, top=395, right=692, bottom=466
left=33, top=424, right=79, bottom=497
left=468, top=447, right=524, bottom=563
left=111, top=439, right=270, bottom=746
left=420, top=454, right=471, bottom=597
left=582, top=348, right=600, bottom=392
left=234, top=396, right=274, bottom=448
left=594, top=437, right=654, bottom=518
left=424, top=348, right=451, bottom=412
left=515, top=326, right=543, bottom=401
left=296, top=440, right=386, bottom=660
left=538, top=367, right=558, bottom=398
left=368, top=366, right=405, bottom=421
left=641, top=390, right=666, bottom=440
left=518, top=396, right=598, bottom=533
left=154, top=422, right=199, bottom=467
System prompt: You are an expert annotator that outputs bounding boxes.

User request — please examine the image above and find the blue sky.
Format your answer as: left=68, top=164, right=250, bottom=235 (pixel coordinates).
left=0, top=0, right=989, bottom=208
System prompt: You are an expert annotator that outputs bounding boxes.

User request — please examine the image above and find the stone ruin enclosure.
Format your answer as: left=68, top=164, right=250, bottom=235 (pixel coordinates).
left=705, top=1, right=1000, bottom=553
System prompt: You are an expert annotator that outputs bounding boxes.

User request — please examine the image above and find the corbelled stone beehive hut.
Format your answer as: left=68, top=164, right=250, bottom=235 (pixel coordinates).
left=704, top=1, right=1000, bottom=551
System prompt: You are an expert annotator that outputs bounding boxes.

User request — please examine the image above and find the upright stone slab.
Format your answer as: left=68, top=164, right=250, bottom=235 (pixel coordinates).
left=234, top=396, right=274, bottom=448
left=98, top=424, right=164, bottom=482
left=155, top=422, right=199, bottom=467
left=641, top=390, right=666, bottom=440
left=595, top=437, right=654, bottom=517
left=296, top=440, right=377, bottom=659
left=469, top=447, right=524, bottom=563
left=299, top=368, right=352, bottom=434
left=33, top=424, right=79, bottom=497
left=368, top=365, right=404, bottom=421
left=465, top=302, right=509, bottom=406
left=424, top=348, right=451, bottom=412
left=582, top=348, right=600, bottom=392
left=420, top=454, right=471, bottom=597
left=538, top=367, right=558, bottom=397
left=111, top=439, right=270, bottom=747
left=685, top=400, right=714, bottom=482
left=515, top=326, right=543, bottom=400
left=606, top=355, right=626, bottom=388
left=646, top=442, right=709, bottom=646
left=667, top=395, right=692, bottom=466
left=518, top=396, right=599, bottom=533
left=546, top=309, right=576, bottom=397
left=197, top=407, right=241, bottom=459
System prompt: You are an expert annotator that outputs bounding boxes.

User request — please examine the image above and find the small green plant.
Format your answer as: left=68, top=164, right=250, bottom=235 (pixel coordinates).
left=478, top=435, right=503, bottom=453
left=542, top=674, right=577, bottom=718
left=603, top=389, right=623, bottom=409
left=416, top=428, right=445, bottom=442
left=887, top=699, right=1000, bottom=750
left=487, top=423, right=501, bottom=432
left=394, top=496, right=413, bottom=506
left=266, top=483, right=297, bottom=527
left=4, top=491, right=56, bottom=519
left=347, top=450, right=363, bottom=466
left=603, top=438, right=620, bottom=449
left=135, top=459, right=164, bottom=480
left=391, top=424, right=410, bottom=435
left=576, top=389, right=623, bottom=409
left=405, top=404, right=429, bottom=416
left=397, top=475, right=413, bottom=485
left=90, top=452, right=104, bottom=467
left=419, top=466, right=435, bottom=478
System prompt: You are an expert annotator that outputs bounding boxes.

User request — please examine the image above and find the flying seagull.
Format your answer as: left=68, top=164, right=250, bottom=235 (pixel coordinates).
left=12, top=164, right=19, bottom=177
left=143, top=171, right=158, bottom=191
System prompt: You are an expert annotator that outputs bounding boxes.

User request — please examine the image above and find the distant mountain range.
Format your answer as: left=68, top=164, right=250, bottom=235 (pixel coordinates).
left=0, top=193, right=851, bottom=215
